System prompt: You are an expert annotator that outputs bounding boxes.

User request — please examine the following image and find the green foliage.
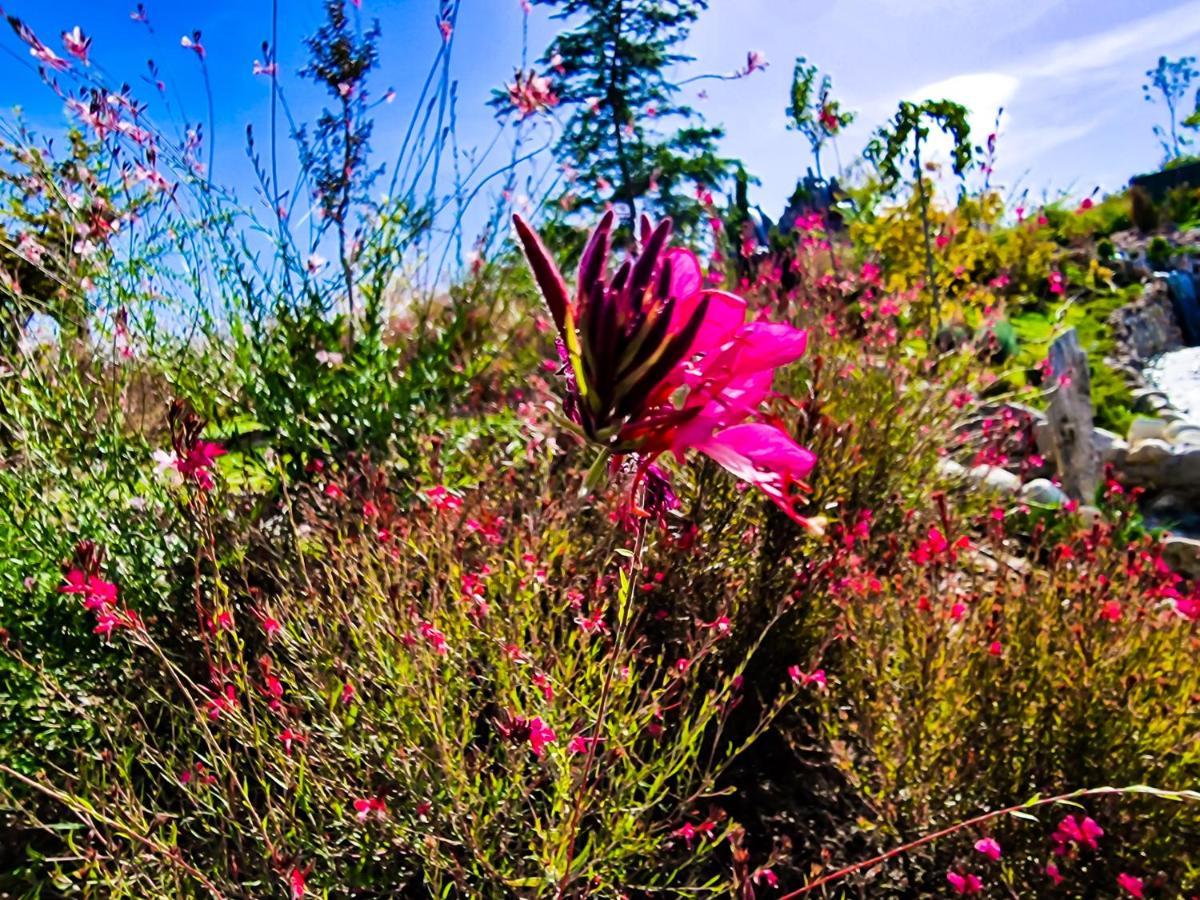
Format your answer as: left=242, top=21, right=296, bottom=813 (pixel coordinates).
left=1142, top=55, right=1199, bottom=163
left=786, top=56, right=855, bottom=180
left=865, top=99, right=974, bottom=192
left=533, top=0, right=738, bottom=236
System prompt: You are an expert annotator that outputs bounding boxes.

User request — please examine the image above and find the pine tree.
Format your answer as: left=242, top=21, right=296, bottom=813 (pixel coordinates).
left=533, top=0, right=737, bottom=237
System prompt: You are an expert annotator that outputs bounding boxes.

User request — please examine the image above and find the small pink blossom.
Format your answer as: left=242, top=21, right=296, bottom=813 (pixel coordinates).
left=1117, top=873, right=1144, bottom=898
left=289, top=865, right=308, bottom=899
left=180, top=32, right=206, bottom=61
left=353, top=796, right=387, bottom=823
left=974, top=837, right=1002, bottom=861
left=1045, top=862, right=1063, bottom=885
left=62, top=27, right=91, bottom=65
left=527, top=716, right=556, bottom=758
left=946, top=870, right=984, bottom=895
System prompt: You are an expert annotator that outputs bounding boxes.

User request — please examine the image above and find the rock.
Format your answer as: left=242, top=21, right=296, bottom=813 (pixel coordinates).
left=1131, top=388, right=1171, bottom=414
left=1163, top=447, right=1200, bottom=490
left=1045, top=329, right=1099, bottom=500
left=937, top=458, right=968, bottom=480
left=968, top=465, right=1022, bottom=495
left=1020, top=478, right=1070, bottom=507
left=1165, top=420, right=1200, bottom=444
left=1093, top=429, right=1129, bottom=466
left=1162, top=536, right=1200, bottom=579
left=1128, top=416, right=1168, bottom=445
left=1126, top=438, right=1173, bottom=467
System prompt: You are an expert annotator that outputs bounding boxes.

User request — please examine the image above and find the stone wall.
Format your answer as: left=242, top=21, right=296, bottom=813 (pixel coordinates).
left=1108, top=277, right=1185, bottom=369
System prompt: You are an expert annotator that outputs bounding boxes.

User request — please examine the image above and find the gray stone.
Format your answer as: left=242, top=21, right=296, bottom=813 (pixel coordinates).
left=1126, top=438, right=1173, bottom=467
left=1162, top=536, right=1200, bottom=579
left=937, top=458, right=968, bottom=480
left=1020, top=478, right=1070, bottom=507
left=1128, top=416, right=1168, bottom=445
left=1165, top=420, right=1200, bottom=444
left=968, top=465, right=1022, bottom=495
left=1046, top=329, right=1099, bottom=500
left=1131, top=388, right=1171, bottom=414
left=1093, top=429, right=1129, bottom=465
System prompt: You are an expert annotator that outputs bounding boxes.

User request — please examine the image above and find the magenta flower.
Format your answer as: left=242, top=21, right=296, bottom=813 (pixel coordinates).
left=1045, top=862, right=1063, bottom=886
left=1117, top=873, right=1144, bottom=898
left=527, top=716, right=557, bottom=758
left=180, top=31, right=206, bottom=60
left=946, top=870, right=984, bottom=895
left=514, top=212, right=819, bottom=529
left=974, top=837, right=1002, bottom=861
left=1051, top=814, right=1103, bottom=854
left=506, top=69, right=558, bottom=118
left=62, top=26, right=91, bottom=65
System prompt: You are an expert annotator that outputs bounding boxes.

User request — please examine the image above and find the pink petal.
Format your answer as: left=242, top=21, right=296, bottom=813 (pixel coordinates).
left=697, top=424, right=817, bottom=527
left=665, top=247, right=702, bottom=299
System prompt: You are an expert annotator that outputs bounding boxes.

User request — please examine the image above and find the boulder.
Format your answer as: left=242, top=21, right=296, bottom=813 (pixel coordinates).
left=968, top=465, right=1022, bottom=495
left=1093, top=428, right=1129, bottom=466
left=1162, top=536, right=1200, bottom=579
left=937, top=458, right=968, bottom=480
left=1165, top=420, right=1200, bottom=445
left=1125, top=438, right=1173, bottom=467
left=1128, top=416, right=1168, bottom=445
left=1020, top=478, right=1070, bottom=507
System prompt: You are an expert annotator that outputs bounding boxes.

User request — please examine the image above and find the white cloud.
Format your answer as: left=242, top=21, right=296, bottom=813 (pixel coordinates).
left=1022, top=0, right=1200, bottom=81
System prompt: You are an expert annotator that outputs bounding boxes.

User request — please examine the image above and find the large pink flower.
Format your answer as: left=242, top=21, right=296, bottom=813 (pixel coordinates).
left=514, top=212, right=818, bottom=528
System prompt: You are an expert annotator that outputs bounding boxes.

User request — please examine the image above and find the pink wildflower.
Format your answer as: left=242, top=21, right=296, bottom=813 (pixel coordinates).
left=974, top=837, right=1002, bottom=861
left=946, top=870, right=984, bottom=895
left=514, top=212, right=818, bottom=529
left=527, top=716, right=556, bottom=758
left=353, top=797, right=387, bottom=823
left=1117, top=873, right=1144, bottom=898
left=1045, top=862, right=1063, bottom=886
left=1051, top=814, right=1103, bottom=854
left=180, top=32, right=205, bottom=60
left=289, top=865, right=308, bottom=899
left=62, top=27, right=91, bottom=64
left=278, top=728, right=307, bottom=756
left=506, top=69, right=558, bottom=118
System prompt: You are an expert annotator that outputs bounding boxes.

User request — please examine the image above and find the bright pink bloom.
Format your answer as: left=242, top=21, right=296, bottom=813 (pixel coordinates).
left=514, top=212, right=818, bottom=529
left=353, top=797, right=387, bottom=823
left=1045, top=862, right=1063, bottom=885
left=424, top=485, right=462, bottom=512
left=62, top=27, right=91, bottom=64
left=788, top=665, right=827, bottom=690
left=419, top=622, right=448, bottom=654
left=1117, top=873, right=1144, bottom=897
left=180, top=32, right=205, bottom=60
left=506, top=69, right=557, bottom=118
left=278, top=728, right=307, bottom=756
left=752, top=868, right=778, bottom=887
left=289, top=865, right=307, bottom=899
left=946, top=870, right=984, bottom=895
left=527, top=716, right=556, bottom=758
left=974, top=837, right=1002, bottom=861
left=1048, top=271, right=1066, bottom=296
left=174, top=440, right=226, bottom=490
left=568, top=734, right=603, bottom=755
left=1052, top=814, right=1103, bottom=854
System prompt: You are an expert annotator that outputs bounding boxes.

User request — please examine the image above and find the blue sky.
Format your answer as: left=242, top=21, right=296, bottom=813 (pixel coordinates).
left=1, top=0, right=1199, bottom=227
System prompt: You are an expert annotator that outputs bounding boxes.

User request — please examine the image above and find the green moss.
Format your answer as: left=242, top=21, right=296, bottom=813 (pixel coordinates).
left=1005, top=284, right=1141, bottom=434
